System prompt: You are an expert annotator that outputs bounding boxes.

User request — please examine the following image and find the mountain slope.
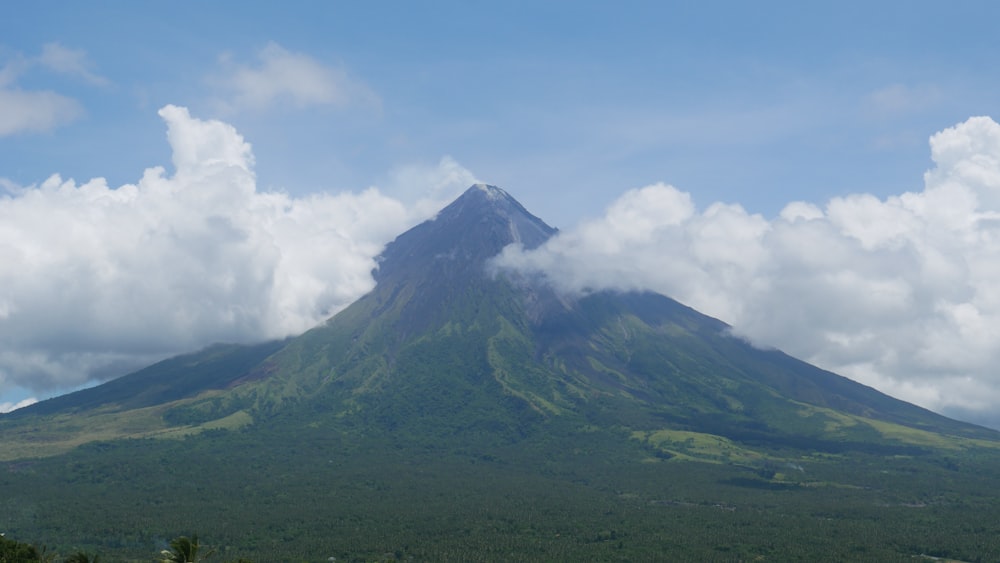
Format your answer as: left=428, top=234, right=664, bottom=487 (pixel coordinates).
left=15, top=340, right=286, bottom=417
left=4, top=184, right=996, bottom=452
left=255, top=185, right=992, bottom=443
left=87, top=183, right=992, bottom=452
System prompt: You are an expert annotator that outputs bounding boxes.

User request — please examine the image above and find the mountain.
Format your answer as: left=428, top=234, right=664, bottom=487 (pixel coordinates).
left=3, top=184, right=1000, bottom=561
left=9, top=183, right=988, bottom=445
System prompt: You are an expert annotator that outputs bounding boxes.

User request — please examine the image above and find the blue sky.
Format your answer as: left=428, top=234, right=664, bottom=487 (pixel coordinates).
left=4, top=2, right=1000, bottom=427
left=7, top=2, right=1000, bottom=223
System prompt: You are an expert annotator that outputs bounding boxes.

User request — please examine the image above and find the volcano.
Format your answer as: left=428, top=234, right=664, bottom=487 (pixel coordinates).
left=3, top=185, right=999, bottom=561
left=13, top=183, right=986, bottom=443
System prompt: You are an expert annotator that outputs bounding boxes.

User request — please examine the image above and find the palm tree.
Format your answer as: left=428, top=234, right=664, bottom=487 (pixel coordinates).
left=159, top=535, right=214, bottom=563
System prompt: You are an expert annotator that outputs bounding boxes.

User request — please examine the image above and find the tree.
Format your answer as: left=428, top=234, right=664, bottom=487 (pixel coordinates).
left=159, top=536, right=214, bottom=563
left=0, top=534, right=52, bottom=563
left=63, top=553, right=99, bottom=563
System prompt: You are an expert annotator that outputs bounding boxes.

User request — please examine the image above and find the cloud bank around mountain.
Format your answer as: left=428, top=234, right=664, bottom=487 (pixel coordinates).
left=0, top=105, right=474, bottom=406
left=496, top=116, right=1000, bottom=421
left=5, top=102, right=1000, bottom=427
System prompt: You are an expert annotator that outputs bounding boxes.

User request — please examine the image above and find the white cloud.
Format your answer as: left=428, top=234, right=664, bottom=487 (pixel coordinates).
left=0, top=105, right=474, bottom=397
left=0, top=398, right=38, bottom=414
left=496, top=116, right=1000, bottom=418
left=38, top=42, right=109, bottom=86
left=0, top=54, right=26, bottom=87
left=0, top=43, right=106, bottom=137
left=0, top=88, right=82, bottom=136
left=212, top=42, right=379, bottom=112
left=381, top=155, right=480, bottom=218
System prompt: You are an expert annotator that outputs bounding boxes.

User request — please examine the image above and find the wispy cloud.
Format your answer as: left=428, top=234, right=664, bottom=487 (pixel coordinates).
left=0, top=43, right=107, bottom=136
left=211, top=42, right=380, bottom=113
left=0, top=88, right=82, bottom=136
left=37, top=42, right=110, bottom=86
left=866, top=83, right=942, bottom=116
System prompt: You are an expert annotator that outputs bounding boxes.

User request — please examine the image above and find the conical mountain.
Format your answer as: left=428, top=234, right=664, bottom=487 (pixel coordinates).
left=29, top=183, right=973, bottom=451
left=222, top=184, right=983, bottom=444
left=5, top=184, right=996, bottom=449
left=5, top=185, right=1000, bottom=562
left=227, top=184, right=567, bottom=436
left=375, top=183, right=555, bottom=282
left=359, top=182, right=557, bottom=340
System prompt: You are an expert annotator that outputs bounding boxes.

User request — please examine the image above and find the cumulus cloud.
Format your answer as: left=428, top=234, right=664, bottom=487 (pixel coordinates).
left=0, top=105, right=473, bottom=399
left=496, top=116, right=1000, bottom=420
left=212, top=42, right=379, bottom=112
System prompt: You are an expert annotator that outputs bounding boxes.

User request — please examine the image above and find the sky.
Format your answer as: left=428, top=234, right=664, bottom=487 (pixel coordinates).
left=3, top=2, right=1000, bottom=427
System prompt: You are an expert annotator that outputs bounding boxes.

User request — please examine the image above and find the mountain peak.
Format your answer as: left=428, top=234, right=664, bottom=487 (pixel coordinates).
left=374, top=185, right=555, bottom=283
left=469, top=183, right=509, bottom=199
left=435, top=184, right=548, bottom=241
